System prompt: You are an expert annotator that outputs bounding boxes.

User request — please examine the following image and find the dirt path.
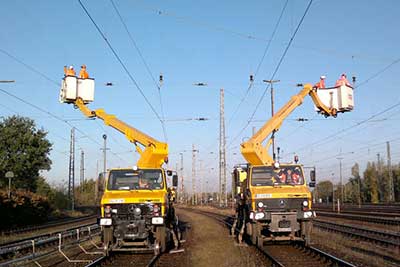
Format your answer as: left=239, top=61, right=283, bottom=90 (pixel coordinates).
left=173, top=208, right=270, bottom=267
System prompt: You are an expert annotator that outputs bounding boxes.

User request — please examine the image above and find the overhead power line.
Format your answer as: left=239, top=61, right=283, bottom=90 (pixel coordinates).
left=0, top=48, right=130, bottom=164
left=290, top=100, right=400, bottom=155
left=356, top=57, right=400, bottom=88
left=227, top=0, right=289, bottom=128
left=135, top=1, right=270, bottom=42
left=109, top=0, right=168, bottom=142
left=0, top=88, right=129, bottom=163
left=228, top=0, right=314, bottom=148
left=0, top=48, right=58, bottom=85
left=78, top=0, right=166, bottom=138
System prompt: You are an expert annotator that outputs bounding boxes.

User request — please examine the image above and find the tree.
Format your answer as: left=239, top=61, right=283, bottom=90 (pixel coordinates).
left=75, top=179, right=97, bottom=206
left=0, top=116, right=52, bottom=192
left=363, top=162, right=379, bottom=203
left=315, top=180, right=333, bottom=203
left=345, top=163, right=362, bottom=204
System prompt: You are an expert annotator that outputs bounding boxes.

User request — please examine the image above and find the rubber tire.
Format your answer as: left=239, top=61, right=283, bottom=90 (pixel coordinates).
left=156, top=226, right=167, bottom=253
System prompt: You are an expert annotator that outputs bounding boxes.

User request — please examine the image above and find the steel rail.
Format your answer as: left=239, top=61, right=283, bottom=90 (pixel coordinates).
left=182, top=207, right=356, bottom=267
left=316, top=211, right=400, bottom=225
left=0, top=226, right=102, bottom=267
left=0, top=224, right=99, bottom=256
left=0, top=222, right=98, bottom=249
left=83, top=253, right=160, bottom=267
left=0, top=214, right=98, bottom=236
left=314, top=220, right=400, bottom=247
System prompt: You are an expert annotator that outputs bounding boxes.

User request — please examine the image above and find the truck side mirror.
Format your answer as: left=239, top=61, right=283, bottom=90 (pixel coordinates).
left=310, top=169, right=316, bottom=182
left=172, top=175, right=178, bottom=187
left=309, top=169, right=316, bottom=187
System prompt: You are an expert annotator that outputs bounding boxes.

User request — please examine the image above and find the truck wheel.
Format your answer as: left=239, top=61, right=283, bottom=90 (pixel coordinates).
left=156, top=226, right=167, bottom=253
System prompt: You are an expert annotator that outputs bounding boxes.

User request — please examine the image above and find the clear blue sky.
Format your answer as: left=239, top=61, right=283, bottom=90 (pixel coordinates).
left=1, top=0, right=400, bottom=192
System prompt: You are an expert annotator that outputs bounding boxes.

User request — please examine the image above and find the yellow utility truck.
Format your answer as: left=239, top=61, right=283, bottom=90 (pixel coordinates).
left=60, top=71, right=178, bottom=254
left=232, top=83, right=354, bottom=247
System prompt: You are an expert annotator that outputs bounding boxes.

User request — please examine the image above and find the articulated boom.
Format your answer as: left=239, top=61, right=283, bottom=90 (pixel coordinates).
left=74, top=98, right=168, bottom=168
left=241, top=83, right=342, bottom=165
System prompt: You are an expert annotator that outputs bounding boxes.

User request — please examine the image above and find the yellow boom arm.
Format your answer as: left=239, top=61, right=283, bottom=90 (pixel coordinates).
left=240, top=83, right=336, bottom=165
left=74, top=98, right=168, bottom=168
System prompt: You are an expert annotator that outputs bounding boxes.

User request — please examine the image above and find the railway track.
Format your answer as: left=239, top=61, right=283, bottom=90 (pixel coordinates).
left=314, top=204, right=400, bottom=216
left=85, top=253, right=159, bottom=267
left=262, top=243, right=355, bottom=267
left=314, top=219, right=400, bottom=247
left=0, top=214, right=98, bottom=237
left=316, top=211, right=400, bottom=225
left=0, top=223, right=100, bottom=266
left=0, top=221, right=97, bottom=250
left=182, top=208, right=355, bottom=267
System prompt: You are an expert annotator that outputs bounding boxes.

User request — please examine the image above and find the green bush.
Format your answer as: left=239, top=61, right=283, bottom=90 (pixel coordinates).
left=0, top=189, right=52, bottom=229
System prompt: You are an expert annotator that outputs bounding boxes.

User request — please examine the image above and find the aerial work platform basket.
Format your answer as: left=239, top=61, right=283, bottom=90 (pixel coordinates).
left=59, top=76, right=95, bottom=103
left=315, top=85, right=354, bottom=113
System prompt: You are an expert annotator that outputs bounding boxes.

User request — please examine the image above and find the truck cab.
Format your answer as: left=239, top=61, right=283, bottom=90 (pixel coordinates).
left=246, top=164, right=315, bottom=244
left=233, top=163, right=316, bottom=246
left=99, top=167, right=177, bottom=254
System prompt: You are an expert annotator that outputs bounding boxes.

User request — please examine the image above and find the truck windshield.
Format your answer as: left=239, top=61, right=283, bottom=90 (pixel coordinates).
left=251, top=165, right=304, bottom=186
left=107, top=169, right=164, bottom=190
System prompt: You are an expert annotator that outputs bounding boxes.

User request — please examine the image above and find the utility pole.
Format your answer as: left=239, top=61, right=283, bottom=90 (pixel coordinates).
left=80, top=150, right=85, bottom=189
left=387, top=141, right=395, bottom=202
left=101, top=134, right=108, bottom=176
left=263, top=79, right=280, bottom=160
left=377, top=152, right=381, bottom=201
left=180, top=152, right=184, bottom=203
left=192, top=144, right=197, bottom=205
left=68, top=128, right=75, bottom=211
left=199, top=159, right=203, bottom=205
left=95, top=160, right=99, bottom=202
left=337, top=157, right=343, bottom=204
left=219, top=88, right=227, bottom=207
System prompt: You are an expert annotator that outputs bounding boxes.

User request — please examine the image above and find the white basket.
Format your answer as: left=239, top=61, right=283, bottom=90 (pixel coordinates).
left=59, top=77, right=95, bottom=103
left=315, top=85, right=354, bottom=112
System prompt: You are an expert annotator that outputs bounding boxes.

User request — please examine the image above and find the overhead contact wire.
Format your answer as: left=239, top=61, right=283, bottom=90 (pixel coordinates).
left=227, top=0, right=289, bottom=127
left=228, top=0, right=314, bottom=148
left=0, top=48, right=59, bottom=85
left=109, top=0, right=168, bottom=142
left=78, top=0, right=165, bottom=134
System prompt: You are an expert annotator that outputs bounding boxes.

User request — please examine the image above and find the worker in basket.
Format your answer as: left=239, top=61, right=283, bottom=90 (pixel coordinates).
left=314, top=75, right=326, bottom=89
left=335, top=73, right=351, bottom=87
left=79, top=64, right=89, bottom=79
left=64, top=65, right=76, bottom=76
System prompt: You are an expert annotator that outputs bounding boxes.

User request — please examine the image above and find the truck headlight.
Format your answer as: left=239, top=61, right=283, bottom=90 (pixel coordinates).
left=249, top=212, right=255, bottom=219
left=257, top=202, right=264, bottom=208
left=133, top=207, right=141, bottom=216
left=302, top=200, right=308, bottom=207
